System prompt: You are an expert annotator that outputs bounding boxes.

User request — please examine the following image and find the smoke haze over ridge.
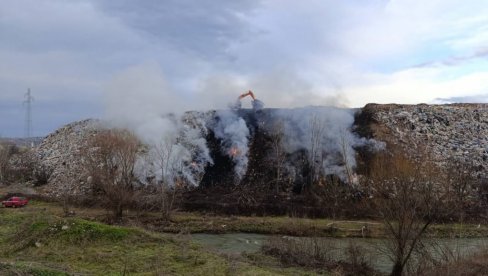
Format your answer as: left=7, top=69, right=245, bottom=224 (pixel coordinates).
left=103, top=63, right=384, bottom=185
left=1, top=0, right=487, bottom=137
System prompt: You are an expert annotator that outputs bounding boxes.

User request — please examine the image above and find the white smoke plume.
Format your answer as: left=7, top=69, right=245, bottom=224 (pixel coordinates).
left=140, top=113, right=213, bottom=186
left=210, top=110, right=250, bottom=180
left=104, top=63, right=213, bottom=186
left=103, top=63, right=258, bottom=184
left=268, top=106, right=382, bottom=182
left=104, top=63, right=382, bottom=186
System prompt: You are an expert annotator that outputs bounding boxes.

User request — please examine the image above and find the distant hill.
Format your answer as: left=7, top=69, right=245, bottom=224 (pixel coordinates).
left=0, top=137, right=44, bottom=147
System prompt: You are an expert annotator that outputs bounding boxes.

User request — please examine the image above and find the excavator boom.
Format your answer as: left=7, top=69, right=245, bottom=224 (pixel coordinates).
left=233, top=90, right=263, bottom=110
left=238, top=90, right=255, bottom=100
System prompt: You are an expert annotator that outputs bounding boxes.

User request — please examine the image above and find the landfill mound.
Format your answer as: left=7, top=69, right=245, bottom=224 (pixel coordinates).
left=34, top=104, right=488, bottom=211
left=36, top=119, right=101, bottom=197
left=357, top=103, right=488, bottom=179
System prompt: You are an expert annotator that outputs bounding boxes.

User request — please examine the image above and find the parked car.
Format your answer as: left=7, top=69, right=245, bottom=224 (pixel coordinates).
left=2, top=196, right=29, bottom=208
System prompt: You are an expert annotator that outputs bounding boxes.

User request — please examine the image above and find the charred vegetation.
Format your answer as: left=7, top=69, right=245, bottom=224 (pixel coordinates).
left=183, top=107, right=371, bottom=218
left=28, top=103, right=488, bottom=223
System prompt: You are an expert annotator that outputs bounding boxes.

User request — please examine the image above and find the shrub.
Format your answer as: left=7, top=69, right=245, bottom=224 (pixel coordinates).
left=33, top=163, right=53, bottom=187
left=83, top=129, right=140, bottom=220
left=262, top=236, right=333, bottom=268
left=261, top=236, right=377, bottom=275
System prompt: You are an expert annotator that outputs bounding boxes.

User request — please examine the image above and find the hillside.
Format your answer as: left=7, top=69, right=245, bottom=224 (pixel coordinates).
left=31, top=104, right=488, bottom=215
left=0, top=137, right=43, bottom=147
left=356, top=103, right=488, bottom=179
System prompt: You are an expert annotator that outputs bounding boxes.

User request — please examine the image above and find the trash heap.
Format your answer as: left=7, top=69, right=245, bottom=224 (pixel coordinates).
left=36, top=119, right=101, bottom=197
left=361, top=103, right=488, bottom=178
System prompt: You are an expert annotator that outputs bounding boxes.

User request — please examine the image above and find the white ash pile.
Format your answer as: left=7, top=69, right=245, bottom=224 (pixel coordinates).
left=36, top=119, right=102, bottom=197
left=368, top=103, right=488, bottom=178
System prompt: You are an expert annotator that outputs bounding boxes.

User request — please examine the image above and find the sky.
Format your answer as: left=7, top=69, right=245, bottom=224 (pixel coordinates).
left=1, top=0, right=487, bottom=137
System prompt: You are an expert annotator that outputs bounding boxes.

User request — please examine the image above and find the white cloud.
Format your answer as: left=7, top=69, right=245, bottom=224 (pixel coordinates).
left=1, top=0, right=487, bottom=136
left=345, top=66, right=488, bottom=106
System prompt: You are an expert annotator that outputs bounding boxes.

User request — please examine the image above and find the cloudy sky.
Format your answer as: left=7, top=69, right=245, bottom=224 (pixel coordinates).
left=1, top=0, right=487, bottom=137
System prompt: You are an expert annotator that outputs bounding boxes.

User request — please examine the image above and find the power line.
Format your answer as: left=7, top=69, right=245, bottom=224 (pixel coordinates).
left=23, top=88, right=34, bottom=139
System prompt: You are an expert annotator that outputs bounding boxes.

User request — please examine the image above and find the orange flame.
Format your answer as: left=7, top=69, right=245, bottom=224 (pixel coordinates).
left=229, top=147, right=240, bottom=157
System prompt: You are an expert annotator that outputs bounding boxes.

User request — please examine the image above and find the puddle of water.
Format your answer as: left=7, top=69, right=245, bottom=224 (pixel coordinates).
left=192, top=233, right=267, bottom=254
left=192, top=233, right=488, bottom=273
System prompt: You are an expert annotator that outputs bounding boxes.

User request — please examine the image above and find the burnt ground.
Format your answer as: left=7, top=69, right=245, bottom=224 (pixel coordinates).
left=182, top=108, right=372, bottom=218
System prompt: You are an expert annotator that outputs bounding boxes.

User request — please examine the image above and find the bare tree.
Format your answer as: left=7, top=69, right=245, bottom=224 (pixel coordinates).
left=366, top=151, right=443, bottom=276
left=84, top=129, right=139, bottom=221
left=32, top=162, right=53, bottom=187
left=58, top=163, right=75, bottom=217
left=443, top=159, right=478, bottom=221
left=339, top=128, right=354, bottom=185
left=0, top=143, right=10, bottom=183
left=268, top=120, right=287, bottom=193
left=308, top=114, right=325, bottom=188
left=152, top=134, right=183, bottom=220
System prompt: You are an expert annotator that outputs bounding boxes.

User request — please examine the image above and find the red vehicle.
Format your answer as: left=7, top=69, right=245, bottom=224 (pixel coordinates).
left=2, top=196, right=29, bottom=208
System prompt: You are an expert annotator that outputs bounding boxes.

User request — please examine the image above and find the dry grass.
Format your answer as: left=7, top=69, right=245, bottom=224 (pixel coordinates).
left=261, top=236, right=379, bottom=275
left=0, top=201, right=309, bottom=275
left=5, top=197, right=488, bottom=240
left=422, top=248, right=488, bottom=276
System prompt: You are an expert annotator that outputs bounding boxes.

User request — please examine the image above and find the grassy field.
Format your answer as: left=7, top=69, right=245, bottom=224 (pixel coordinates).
left=0, top=201, right=317, bottom=275
left=152, top=213, right=384, bottom=238
left=135, top=211, right=488, bottom=239
left=2, top=183, right=488, bottom=239
left=1, top=197, right=488, bottom=275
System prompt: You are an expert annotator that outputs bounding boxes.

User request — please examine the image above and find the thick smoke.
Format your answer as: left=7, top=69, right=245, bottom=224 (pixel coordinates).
left=104, top=64, right=255, bottom=185
left=210, top=110, right=250, bottom=180
left=267, top=106, right=382, bottom=182
left=104, top=63, right=382, bottom=186
left=104, top=63, right=213, bottom=186
left=138, top=114, right=213, bottom=186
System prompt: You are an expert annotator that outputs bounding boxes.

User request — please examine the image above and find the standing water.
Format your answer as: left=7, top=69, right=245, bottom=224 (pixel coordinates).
left=192, top=233, right=488, bottom=273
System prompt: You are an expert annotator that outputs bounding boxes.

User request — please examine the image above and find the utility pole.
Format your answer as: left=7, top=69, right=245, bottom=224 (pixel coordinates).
left=23, top=88, right=33, bottom=139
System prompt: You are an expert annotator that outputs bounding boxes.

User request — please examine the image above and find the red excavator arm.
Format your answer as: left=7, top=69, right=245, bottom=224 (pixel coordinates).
left=233, top=90, right=263, bottom=110
left=238, top=90, right=255, bottom=100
